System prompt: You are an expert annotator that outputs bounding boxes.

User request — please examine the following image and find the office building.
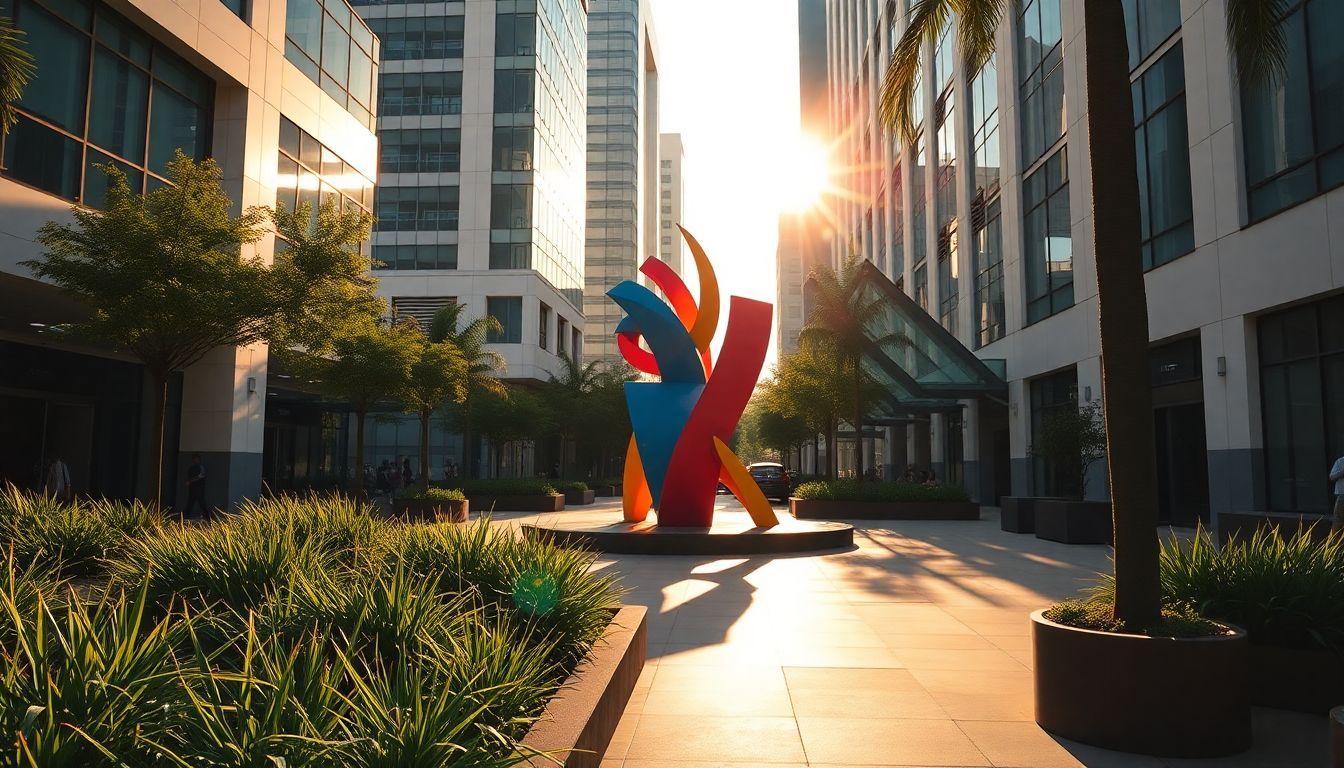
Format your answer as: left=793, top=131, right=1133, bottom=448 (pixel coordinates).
left=657, top=132, right=684, bottom=276
left=0, top=0, right=378, bottom=507
left=822, top=0, right=1344, bottom=530
left=585, top=0, right=659, bottom=362
left=330, top=0, right=588, bottom=480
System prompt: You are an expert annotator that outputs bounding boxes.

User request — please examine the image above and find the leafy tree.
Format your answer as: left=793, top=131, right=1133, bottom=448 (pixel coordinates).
left=880, top=0, right=1285, bottom=627
left=1031, top=402, right=1107, bottom=500
left=317, top=319, right=419, bottom=498
left=756, top=405, right=812, bottom=465
left=0, top=15, right=34, bottom=132
left=27, top=156, right=270, bottom=510
left=473, top=385, right=551, bottom=477
left=584, top=361, right=637, bottom=478
left=800, top=254, right=909, bottom=481
left=765, top=343, right=847, bottom=478
left=428, top=304, right=505, bottom=479
left=402, top=332, right=468, bottom=492
left=542, top=354, right=604, bottom=477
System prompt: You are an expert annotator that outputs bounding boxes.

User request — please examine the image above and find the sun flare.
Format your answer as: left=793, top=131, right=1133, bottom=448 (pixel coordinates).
left=777, top=134, right=832, bottom=213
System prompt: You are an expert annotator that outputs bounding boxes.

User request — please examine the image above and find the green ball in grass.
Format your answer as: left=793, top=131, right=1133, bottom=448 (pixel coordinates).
left=513, top=569, right=559, bottom=616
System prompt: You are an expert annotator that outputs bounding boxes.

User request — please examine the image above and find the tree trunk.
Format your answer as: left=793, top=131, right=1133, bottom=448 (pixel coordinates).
left=352, top=407, right=367, bottom=499
left=827, top=419, right=838, bottom=479
left=150, top=371, right=168, bottom=513
left=419, top=408, right=431, bottom=492
left=854, top=374, right=866, bottom=482
left=1083, top=0, right=1161, bottom=629
left=462, top=398, right=474, bottom=480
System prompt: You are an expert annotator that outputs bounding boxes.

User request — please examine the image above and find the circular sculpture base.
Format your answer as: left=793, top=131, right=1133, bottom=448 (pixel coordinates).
left=522, top=510, right=854, bottom=556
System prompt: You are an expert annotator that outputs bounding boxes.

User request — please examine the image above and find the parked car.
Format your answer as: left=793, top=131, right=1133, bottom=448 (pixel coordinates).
left=747, top=462, right=792, bottom=502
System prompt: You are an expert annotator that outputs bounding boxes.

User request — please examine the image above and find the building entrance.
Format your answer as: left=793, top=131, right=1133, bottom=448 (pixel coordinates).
left=0, top=395, right=93, bottom=495
left=1154, top=403, right=1210, bottom=527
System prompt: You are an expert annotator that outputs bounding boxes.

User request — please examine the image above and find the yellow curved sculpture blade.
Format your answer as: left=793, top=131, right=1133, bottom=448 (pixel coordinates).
left=678, top=224, right=720, bottom=351
left=622, top=435, right=652, bottom=523
left=713, top=437, right=778, bottom=528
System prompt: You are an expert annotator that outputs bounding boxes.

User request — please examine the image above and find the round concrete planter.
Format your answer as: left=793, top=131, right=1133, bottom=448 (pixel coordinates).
left=790, top=497, right=978, bottom=520
left=393, top=497, right=468, bottom=523
left=1031, top=610, right=1251, bottom=757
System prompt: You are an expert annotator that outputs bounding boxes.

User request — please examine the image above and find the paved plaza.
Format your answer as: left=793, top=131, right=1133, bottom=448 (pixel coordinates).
left=502, top=498, right=1327, bottom=768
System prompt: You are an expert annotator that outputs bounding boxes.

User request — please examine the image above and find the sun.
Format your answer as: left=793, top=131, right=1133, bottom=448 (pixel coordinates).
left=777, top=134, right=832, bottom=213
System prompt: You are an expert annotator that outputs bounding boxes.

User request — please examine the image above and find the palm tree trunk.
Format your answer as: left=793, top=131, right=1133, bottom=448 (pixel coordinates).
left=462, top=398, right=474, bottom=480
left=419, top=408, right=431, bottom=492
left=149, top=370, right=168, bottom=513
left=352, top=407, right=367, bottom=499
left=1083, top=0, right=1160, bottom=629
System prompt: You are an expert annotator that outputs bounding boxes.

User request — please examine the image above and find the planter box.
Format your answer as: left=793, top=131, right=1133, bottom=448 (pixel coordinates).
left=521, top=605, right=647, bottom=767
left=1034, top=499, right=1111, bottom=544
left=593, top=485, right=621, bottom=498
left=467, top=494, right=565, bottom=513
left=1032, top=610, right=1251, bottom=758
left=1249, top=642, right=1344, bottom=713
left=1000, top=496, right=1068, bottom=534
left=392, top=497, right=468, bottom=523
left=564, top=489, right=597, bottom=506
left=790, top=497, right=978, bottom=521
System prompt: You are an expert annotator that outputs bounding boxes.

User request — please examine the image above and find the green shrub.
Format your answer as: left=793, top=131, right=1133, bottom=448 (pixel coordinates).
left=1090, top=526, right=1344, bottom=650
left=447, top=479, right=560, bottom=497
left=554, top=480, right=589, bottom=493
left=792, top=479, right=970, bottom=503
left=399, top=487, right=466, bottom=502
left=0, top=486, right=163, bottom=577
left=1044, top=598, right=1228, bottom=638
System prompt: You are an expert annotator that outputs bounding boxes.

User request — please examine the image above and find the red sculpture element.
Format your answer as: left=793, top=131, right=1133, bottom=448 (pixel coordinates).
left=654, top=296, right=772, bottom=527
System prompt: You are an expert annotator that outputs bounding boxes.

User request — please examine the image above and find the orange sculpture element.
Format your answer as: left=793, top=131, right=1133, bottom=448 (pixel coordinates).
left=622, top=435, right=652, bottom=523
left=714, top=437, right=778, bottom=527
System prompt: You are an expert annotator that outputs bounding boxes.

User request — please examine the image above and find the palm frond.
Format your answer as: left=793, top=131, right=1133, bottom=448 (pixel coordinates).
left=880, top=0, right=952, bottom=145
left=0, top=16, right=34, bottom=135
left=951, top=0, right=1005, bottom=76
left=1226, top=0, right=1288, bottom=86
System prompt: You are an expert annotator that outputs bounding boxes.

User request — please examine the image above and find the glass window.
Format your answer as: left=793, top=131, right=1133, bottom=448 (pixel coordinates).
left=1023, top=149, right=1073, bottom=323
left=1240, top=0, right=1344, bottom=222
left=971, top=56, right=1000, bottom=202
left=1133, top=44, right=1194, bottom=270
left=495, top=12, right=536, bottom=56
left=489, top=243, right=530, bottom=269
left=494, top=69, right=534, bottom=114
left=937, top=225, right=959, bottom=335
left=538, top=302, right=551, bottom=350
left=973, top=198, right=1005, bottom=348
left=913, top=262, right=928, bottom=311
left=1019, top=0, right=1065, bottom=168
left=373, top=186, right=458, bottom=232
left=0, top=0, right=216, bottom=205
left=284, top=0, right=377, bottom=127
left=492, top=126, right=533, bottom=170
left=1122, top=0, right=1181, bottom=70
left=558, top=317, right=569, bottom=355
left=380, top=72, right=461, bottom=116
left=367, top=15, right=463, bottom=60
left=1030, top=367, right=1079, bottom=495
left=372, top=243, right=457, bottom=270
left=379, top=128, right=460, bottom=174
left=490, top=183, right=532, bottom=230
left=487, top=297, right=523, bottom=344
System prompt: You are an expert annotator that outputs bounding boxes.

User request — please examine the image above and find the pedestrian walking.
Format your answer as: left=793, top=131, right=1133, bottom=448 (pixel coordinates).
left=1331, top=453, right=1344, bottom=533
left=185, top=454, right=209, bottom=519
left=44, top=455, right=72, bottom=502
left=401, top=456, right=414, bottom=488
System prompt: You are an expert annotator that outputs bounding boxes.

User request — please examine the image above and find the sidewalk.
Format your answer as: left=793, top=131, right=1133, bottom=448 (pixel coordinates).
left=509, top=498, right=1327, bottom=767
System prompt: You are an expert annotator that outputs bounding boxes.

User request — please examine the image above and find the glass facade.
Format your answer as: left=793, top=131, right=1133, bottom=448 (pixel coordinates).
left=380, top=72, right=462, bottom=116
left=365, top=15, right=463, bottom=61
left=586, top=0, right=642, bottom=352
left=971, top=56, right=1000, bottom=202
left=1258, top=294, right=1344, bottom=514
left=1018, top=0, right=1064, bottom=168
left=1030, top=367, right=1079, bottom=496
left=373, top=244, right=457, bottom=270
left=379, top=128, right=460, bottom=174
left=1122, top=0, right=1180, bottom=70
left=1133, top=44, right=1194, bottom=271
left=1240, top=0, right=1344, bottom=222
left=276, top=116, right=374, bottom=220
left=1023, top=149, right=1072, bottom=323
left=2, top=0, right=213, bottom=206
left=973, top=198, right=1005, bottom=348
left=284, top=0, right=377, bottom=128
left=373, top=186, right=459, bottom=231
left=486, top=296, right=524, bottom=344
left=937, top=228, right=958, bottom=335
left=889, top=160, right=904, bottom=278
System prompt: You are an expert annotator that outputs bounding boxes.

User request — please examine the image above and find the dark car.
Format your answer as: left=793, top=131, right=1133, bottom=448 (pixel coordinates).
left=747, top=462, right=792, bottom=503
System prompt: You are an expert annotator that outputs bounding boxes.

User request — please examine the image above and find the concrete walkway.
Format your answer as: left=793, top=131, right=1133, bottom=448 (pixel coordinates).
left=504, top=497, right=1326, bottom=767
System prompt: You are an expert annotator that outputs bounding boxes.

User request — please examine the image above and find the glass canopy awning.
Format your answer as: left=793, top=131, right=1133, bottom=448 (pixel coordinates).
left=845, top=260, right=1008, bottom=425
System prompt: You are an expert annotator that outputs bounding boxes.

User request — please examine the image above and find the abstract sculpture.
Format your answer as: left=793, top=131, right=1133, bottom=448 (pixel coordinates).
left=610, top=225, right=777, bottom=529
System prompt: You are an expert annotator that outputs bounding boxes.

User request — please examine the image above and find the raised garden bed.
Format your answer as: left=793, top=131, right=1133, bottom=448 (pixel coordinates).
left=790, top=497, right=979, bottom=521
left=1248, top=642, right=1344, bottom=713
left=1000, top=496, right=1068, bottom=534
left=1032, top=609, right=1251, bottom=757
left=593, top=485, right=621, bottom=498
left=564, top=489, right=597, bottom=506
left=521, top=605, right=647, bottom=766
left=393, top=496, right=468, bottom=523
left=468, top=494, right=565, bottom=513
left=1034, top=499, right=1111, bottom=544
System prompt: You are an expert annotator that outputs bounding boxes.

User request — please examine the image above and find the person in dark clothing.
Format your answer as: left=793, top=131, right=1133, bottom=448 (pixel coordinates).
left=185, top=454, right=209, bottom=519
left=401, top=457, right=414, bottom=487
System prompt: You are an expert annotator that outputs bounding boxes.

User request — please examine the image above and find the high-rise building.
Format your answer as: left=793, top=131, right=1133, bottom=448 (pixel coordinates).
left=657, top=133, right=685, bottom=276
left=823, top=0, right=1344, bottom=532
left=337, top=0, right=588, bottom=479
left=585, top=0, right=660, bottom=363
left=0, top=0, right=378, bottom=508
left=775, top=0, right=831, bottom=357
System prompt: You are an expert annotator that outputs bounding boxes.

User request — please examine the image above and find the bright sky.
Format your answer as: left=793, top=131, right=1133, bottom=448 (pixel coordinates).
left=649, top=0, right=819, bottom=371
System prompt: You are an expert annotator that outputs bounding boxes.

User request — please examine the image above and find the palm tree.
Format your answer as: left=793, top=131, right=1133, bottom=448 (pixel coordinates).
left=766, top=344, right=846, bottom=479
left=544, top=353, right=604, bottom=477
left=402, top=331, right=468, bottom=492
left=800, top=254, right=910, bottom=481
left=428, top=303, right=506, bottom=480
left=880, top=0, right=1285, bottom=628
left=0, top=15, right=34, bottom=134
